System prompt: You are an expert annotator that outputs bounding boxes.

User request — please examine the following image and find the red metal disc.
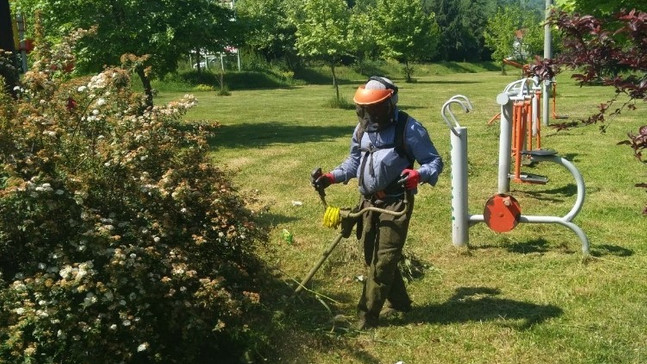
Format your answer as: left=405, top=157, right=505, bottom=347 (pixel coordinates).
left=484, top=194, right=521, bottom=233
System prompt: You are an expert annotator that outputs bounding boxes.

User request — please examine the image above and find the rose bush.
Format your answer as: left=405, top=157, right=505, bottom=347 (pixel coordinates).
left=0, top=29, right=269, bottom=363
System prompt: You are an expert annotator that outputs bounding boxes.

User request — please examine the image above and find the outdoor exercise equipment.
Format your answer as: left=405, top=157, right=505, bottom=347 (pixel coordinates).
left=293, top=169, right=409, bottom=294
left=551, top=81, right=569, bottom=120
left=442, top=93, right=589, bottom=255
left=489, top=77, right=563, bottom=184
left=505, top=78, right=546, bottom=184
left=488, top=60, right=568, bottom=126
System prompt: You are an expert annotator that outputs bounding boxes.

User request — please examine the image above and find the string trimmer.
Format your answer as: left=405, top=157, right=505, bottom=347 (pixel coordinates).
left=293, top=168, right=409, bottom=294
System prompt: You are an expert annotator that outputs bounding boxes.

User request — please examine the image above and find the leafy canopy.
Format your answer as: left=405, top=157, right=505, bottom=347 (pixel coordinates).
left=12, top=0, right=240, bottom=77
left=375, top=0, right=439, bottom=81
left=484, top=3, right=544, bottom=73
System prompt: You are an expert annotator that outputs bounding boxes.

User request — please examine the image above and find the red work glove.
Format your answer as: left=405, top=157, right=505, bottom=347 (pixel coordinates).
left=399, top=169, right=420, bottom=190
left=313, top=173, right=335, bottom=190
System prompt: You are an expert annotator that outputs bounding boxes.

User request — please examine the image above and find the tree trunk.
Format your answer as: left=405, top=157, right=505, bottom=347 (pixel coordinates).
left=195, top=48, right=202, bottom=73
left=404, top=60, right=413, bottom=83
left=0, top=0, right=19, bottom=96
left=136, top=66, right=154, bottom=109
left=331, top=63, right=339, bottom=101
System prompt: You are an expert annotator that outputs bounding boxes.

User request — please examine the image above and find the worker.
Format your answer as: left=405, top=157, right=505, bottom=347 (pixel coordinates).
left=312, top=76, right=444, bottom=329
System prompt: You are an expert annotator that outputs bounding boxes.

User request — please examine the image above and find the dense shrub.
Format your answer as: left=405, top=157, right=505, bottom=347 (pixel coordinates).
left=0, top=29, right=269, bottom=363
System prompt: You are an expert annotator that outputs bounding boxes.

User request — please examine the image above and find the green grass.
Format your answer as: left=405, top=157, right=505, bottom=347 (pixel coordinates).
left=157, top=67, right=646, bottom=363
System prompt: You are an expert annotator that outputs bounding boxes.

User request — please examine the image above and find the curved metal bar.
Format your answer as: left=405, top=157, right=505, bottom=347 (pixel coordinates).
left=441, top=98, right=471, bottom=136
left=504, top=78, right=532, bottom=100
left=517, top=215, right=590, bottom=254
left=450, top=94, right=474, bottom=111
left=531, top=155, right=586, bottom=222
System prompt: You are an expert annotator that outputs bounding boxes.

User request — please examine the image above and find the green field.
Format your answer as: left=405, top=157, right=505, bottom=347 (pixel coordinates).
left=160, top=68, right=646, bottom=363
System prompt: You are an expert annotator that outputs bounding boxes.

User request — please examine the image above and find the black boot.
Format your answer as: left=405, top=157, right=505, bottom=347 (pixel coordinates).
left=357, top=312, right=379, bottom=330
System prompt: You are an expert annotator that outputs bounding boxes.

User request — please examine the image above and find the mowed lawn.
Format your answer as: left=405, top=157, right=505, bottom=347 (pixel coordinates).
left=160, top=69, right=646, bottom=364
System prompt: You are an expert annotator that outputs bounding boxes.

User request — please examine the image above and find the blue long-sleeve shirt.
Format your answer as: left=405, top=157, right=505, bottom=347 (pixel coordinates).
left=331, top=110, right=443, bottom=196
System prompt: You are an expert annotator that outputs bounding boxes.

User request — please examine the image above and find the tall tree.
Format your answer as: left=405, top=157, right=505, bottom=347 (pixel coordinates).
left=459, top=0, right=498, bottom=61
left=348, top=2, right=380, bottom=71
left=293, top=0, right=350, bottom=102
left=484, top=4, right=544, bottom=74
left=237, top=0, right=300, bottom=70
left=12, top=0, right=241, bottom=106
left=556, top=0, right=643, bottom=17
left=427, top=0, right=470, bottom=61
left=425, top=0, right=499, bottom=62
left=375, top=0, right=439, bottom=82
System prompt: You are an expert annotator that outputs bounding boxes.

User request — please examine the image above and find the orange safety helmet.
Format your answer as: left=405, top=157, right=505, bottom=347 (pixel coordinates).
left=353, top=76, right=399, bottom=105
left=353, top=86, right=394, bottom=105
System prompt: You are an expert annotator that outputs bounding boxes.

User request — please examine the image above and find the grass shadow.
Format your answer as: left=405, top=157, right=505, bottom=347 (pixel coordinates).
left=398, top=104, right=427, bottom=110
left=293, top=68, right=359, bottom=86
left=506, top=237, right=550, bottom=254
left=471, top=236, right=577, bottom=255
left=560, top=153, right=580, bottom=162
left=413, top=80, right=481, bottom=85
left=256, top=212, right=301, bottom=228
left=178, top=70, right=300, bottom=90
left=208, top=121, right=353, bottom=149
left=518, top=182, right=579, bottom=202
left=404, top=286, right=563, bottom=330
left=440, top=62, right=484, bottom=73
left=591, top=244, right=634, bottom=257
left=266, top=281, right=383, bottom=363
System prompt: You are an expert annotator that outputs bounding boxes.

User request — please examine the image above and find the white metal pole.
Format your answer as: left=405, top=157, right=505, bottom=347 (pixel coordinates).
left=451, top=126, right=469, bottom=247
left=532, top=78, right=540, bottom=137
left=497, top=92, right=513, bottom=194
left=542, top=0, right=552, bottom=126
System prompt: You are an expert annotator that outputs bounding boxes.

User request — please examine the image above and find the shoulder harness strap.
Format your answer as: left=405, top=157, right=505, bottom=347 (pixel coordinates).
left=356, top=111, right=414, bottom=192
left=355, top=110, right=412, bottom=163
left=394, top=110, right=414, bottom=167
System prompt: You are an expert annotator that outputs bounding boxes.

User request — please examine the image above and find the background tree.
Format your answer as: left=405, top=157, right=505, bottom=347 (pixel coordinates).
left=348, top=1, right=380, bottom=72
left=455, top=0, right=498, bottom=61
left=484, top=4, right=544, bottom=74
left=11, top=0, right=241, bottom=106
left=426, top=0, right=493, bottom=62
left=237, top=0, right=300, bottom=71
left=375, top=0, right=440, bottom=82
left=555, top=0, right=643, bottom=17
left=293, top=0, right=350, bottom=102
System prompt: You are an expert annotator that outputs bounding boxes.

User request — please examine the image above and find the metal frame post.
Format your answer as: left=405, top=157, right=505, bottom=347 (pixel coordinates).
left=450, top=126, right=469, bottom=247
left=497, top=92, right=513, bottom=194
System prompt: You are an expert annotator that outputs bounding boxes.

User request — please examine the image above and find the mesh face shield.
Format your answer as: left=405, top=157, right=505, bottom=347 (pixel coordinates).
left=354, top=76, right=398, bottom=132
left=356, top=98, right=395, bottom=132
